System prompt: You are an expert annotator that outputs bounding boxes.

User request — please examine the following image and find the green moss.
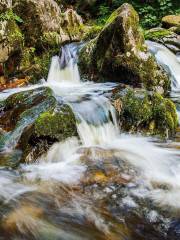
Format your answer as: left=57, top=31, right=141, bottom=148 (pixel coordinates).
left=106, top=8, right=119, bottom=25
left=119, top=89, right=178, bottom=137
left=41, top=31, right=61, bottom=47
left=121, top=89, right=152, bottom=130
left=151, top=93, right=178, bottom=136
left=79, top=4, right=170, bottom=92
left=35, top=105, right=77, bottom=141
left=5, top=87, right=53, bottom=108
left=145, top=28, right=172, bottom=40
left=83, top=25, right=103, bottom=41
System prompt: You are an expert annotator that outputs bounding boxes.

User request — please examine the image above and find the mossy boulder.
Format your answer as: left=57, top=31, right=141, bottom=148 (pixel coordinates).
left=0, top=87, right=56, bottom=161
left=34, top=105, right=77, bottom=141
left=79, top=3, right=170, bottom=93
left=162, top=15, right=180, bottom=29
left=0, top=86, right=78, bottom=163
left=114, top=88, right=178, bottom=137
left=16, top=46, right=59, bottom=83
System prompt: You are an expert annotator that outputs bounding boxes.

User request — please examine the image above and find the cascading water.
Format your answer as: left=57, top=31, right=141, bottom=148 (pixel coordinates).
left=47, top=43, right=81, bottom=84
left=146, top=40, right=180, bottom=126
left=0, top=42, right=180, bottom=239
left=146, top=40, right=180, bottom=91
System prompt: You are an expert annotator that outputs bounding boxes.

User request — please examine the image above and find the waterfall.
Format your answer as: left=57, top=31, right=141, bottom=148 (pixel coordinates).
left=1, top=42, right=180, bottom=239
left=47, top=43, right=80, bottom=84
left=146, top=40, right=180, bottom=90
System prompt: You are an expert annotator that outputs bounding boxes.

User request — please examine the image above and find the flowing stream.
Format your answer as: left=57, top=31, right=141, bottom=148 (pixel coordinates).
left=0, top=42, right=180, bottom=239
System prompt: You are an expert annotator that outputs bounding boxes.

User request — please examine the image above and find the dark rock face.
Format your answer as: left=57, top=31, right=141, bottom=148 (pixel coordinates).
left=79, top=3, right=170, bottom=93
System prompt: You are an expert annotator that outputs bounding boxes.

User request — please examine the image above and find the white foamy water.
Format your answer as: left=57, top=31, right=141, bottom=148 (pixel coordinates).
left=22, top=137, right=86, bottom=184
left=146, top=40, right=180, bottom=90
left=47, top=43, right=80, bottom=84
left=0, top=170, right=35, bottom=202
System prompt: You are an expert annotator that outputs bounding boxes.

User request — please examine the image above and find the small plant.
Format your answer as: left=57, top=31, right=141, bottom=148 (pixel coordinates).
left=0, top=9, right=23, bottom=23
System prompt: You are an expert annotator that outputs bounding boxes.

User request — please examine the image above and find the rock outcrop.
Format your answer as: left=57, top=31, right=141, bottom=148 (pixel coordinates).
left=0, top=0, right=84, bottom=81
left=79, top=3, right=170, bottom=93
left=13, top=0, right=84, bottom=47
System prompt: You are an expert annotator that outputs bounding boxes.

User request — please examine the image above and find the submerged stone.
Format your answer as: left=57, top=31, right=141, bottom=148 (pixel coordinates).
left=79, top=3, right=170, bottom=93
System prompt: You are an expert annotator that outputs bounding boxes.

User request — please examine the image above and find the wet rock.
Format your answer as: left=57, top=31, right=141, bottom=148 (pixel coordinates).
left=0, top=87, right=54, bottom=132
left=162, top=15, right=180, bottom=29
left=0, top=87, right=78, bottom=163
left=0, top=87, right=56, bottom=162
left=145, top=28, right=180, bottom=54
left=79, top=3, right=170, bottom=93
left=113, top=87, right=178, bottom=137
left=34, top=104, right=77, bottom=141
left=0, top=149, right=22, bottom=167
left=2, top=205, right=43, bottom=234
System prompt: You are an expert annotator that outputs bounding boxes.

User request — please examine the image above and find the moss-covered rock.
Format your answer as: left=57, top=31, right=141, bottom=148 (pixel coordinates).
left=82, top=24, right=102, bottom=41
left=13, top=0, right=84, bottom=48
left=114, top=88, right=178, bottom=137
left=16, top=46, right=59, bottom=83
left=0, top=87, right=54, bottom=131
left=162, top=15, right=180, bottom=28
left=144, top=28, right=173, bottom=41
left=35, top=105, right=77, bottom=141
left=79, top=3, right=170, bottom=93
left=145, top=28, right=180, bottom=54
left=0, top=86, right=78, bottom=163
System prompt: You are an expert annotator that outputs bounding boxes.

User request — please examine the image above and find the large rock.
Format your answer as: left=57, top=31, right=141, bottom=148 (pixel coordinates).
left=0, top=87, right=77, bottom=163
left=13, top=0, right=84, bottom=47
left=79, top=3, right=170, bottom=93
left=113, top=87, right=178, bottom=137
left=162, top=15, right=180, bottom=28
